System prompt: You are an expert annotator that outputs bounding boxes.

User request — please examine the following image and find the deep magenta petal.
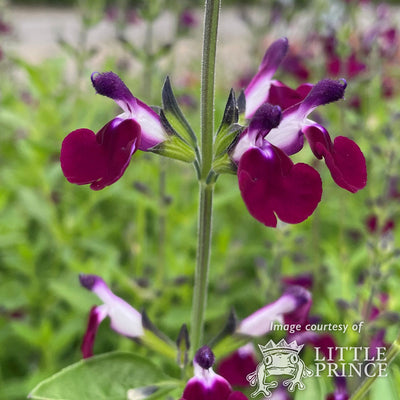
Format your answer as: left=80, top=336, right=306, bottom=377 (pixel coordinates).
left=238, top=147, right=322, bottom=227
left=218, top=350, right=258, bottom=387
left=325, top=136, right=367, bottom=193
left=182, top=378, right=232, bottom=400
left=304, top=125, right=367, bottom=193
left=267, top=81, right=311, bottom=110
left=60, top=119, right=140, bottom=190
left=81, top=306, right=105, bottom=359
left=182, top=380, right=207, bottom=400
left=274, top=162, right=322, bottom=224
left=61, top=128, right=106, bottom=185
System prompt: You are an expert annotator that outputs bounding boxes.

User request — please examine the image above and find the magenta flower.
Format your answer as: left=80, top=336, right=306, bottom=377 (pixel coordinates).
left=237, top=286, right=312, bottom=337
left=180, top=346, right=248, bottom=400
left=79, top=274, right=144, bottom=358
left=217, top=344, right=258, bottom=387
left=60, top=72, right=167, bottom=190
left=233, top=77, right=367, bottom=227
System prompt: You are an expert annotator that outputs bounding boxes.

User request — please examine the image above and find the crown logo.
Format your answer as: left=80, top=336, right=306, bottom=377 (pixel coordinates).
left=247, top=339, right=313, bottom=398
left=258, top=339, right=303, bottom=356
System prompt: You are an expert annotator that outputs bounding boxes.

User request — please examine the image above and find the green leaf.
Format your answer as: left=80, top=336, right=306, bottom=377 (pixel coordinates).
left=216, top=89, right=238, bottom=138
left=161, top=77, right=197, bottom=146
left=214, top=123, right=243, bottom=159
left=29, top=352, right=179, bottom=400
left=150, top=136, right=196, bottom=163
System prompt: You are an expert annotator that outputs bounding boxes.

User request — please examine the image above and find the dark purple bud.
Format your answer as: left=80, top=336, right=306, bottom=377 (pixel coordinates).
left=195, top=346, right=215, bottom=369
left=301, top=79, right=346, bottom=113
left=91, top=71, right=134, bottom=103
left=249, top=103, right=282, bottom=134
left=79, top=274, right=96, bottom=290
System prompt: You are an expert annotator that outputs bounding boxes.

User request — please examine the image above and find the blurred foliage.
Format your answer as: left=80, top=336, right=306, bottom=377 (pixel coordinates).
left=1, top=0, right=400, bottom=399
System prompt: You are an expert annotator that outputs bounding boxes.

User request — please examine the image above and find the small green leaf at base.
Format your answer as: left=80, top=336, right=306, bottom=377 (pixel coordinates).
left=29, top=351, right=179, bottom=400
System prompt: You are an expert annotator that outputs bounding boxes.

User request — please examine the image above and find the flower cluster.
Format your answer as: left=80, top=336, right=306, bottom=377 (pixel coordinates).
left=60, top=37, right=366, bottom=229
left=232, top=37, right=367, bottom=227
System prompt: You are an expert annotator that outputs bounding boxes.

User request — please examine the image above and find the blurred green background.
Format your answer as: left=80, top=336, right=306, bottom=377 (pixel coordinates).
left=1, top=0, right=400, bottom=398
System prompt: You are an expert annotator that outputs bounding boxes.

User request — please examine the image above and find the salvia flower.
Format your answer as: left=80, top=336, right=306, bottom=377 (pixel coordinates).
left=237, top=286, right=312, bottom=337
left=233, top=71, right=366, bottom=227
left=60, top=72, right=167, bottom=190
left=180, top=346, right=248, bottom=400
left=79, top=274, right=144, bottom=358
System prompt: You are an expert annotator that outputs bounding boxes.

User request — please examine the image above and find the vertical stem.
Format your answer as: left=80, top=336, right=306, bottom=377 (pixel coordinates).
left=199, top=0, right=220, bottom=180
left=190, top=0, right=220, bottom=357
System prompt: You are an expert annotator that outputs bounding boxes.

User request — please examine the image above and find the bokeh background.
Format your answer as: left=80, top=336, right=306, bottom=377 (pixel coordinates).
left=1, top=0, right=400, bottom=398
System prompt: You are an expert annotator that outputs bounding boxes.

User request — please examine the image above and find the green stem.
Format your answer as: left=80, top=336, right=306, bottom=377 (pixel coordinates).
left=350, top=334, right=400, bottom=400
left=190, top=0, right=220, bottom=357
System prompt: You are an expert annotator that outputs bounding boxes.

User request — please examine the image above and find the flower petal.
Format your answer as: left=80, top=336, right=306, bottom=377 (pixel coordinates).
left=218, top=345, right=258, bottom=387
left=238, top=146, right=322, bottom=227
left=267, top=81, right=312, bottom=110
left=245, top=37, right=289, bottom=119
left=282, top=285, right=312, bottom=325
left=81, top=305, right=107, bottom=358
left=60, top=119, right=140, bottom=190
left=79, top=274, right=144, bottom=338
left=91, top=71, right=167, bottom=151
left=91, top=71, right=136, bottom=112
left=303, top=124, right=367, bottom=192
left=237, top=285, right=312, bottom=336
left=298, top=79, right=347, bottom=118
left=182, top=347, right=233, bottom=400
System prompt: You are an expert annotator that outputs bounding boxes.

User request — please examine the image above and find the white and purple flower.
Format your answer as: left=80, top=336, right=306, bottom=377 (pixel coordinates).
left=232, top=38, right=367, bottom=227
left=60, top=72, right=167, bottom=190
left=180, top=346, right=248, bottom=400
left=237, top=285, right=312, bottom=337
left=79, top=274, right=144, bottom=358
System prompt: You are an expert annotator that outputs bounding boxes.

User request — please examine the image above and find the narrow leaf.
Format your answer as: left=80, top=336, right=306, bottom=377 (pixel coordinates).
left=214, top=123, right=243, bottom=158
left=161, top=77, right=197, bottom=146
left=216, top=89, right=238, bottom=137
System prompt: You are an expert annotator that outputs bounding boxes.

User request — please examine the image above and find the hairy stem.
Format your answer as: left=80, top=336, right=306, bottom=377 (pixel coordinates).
left=190, top=0, right=220, bottom=357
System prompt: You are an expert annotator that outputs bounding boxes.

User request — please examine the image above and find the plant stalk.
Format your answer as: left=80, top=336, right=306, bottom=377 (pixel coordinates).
left=190, top=0, right=220, bottom=357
